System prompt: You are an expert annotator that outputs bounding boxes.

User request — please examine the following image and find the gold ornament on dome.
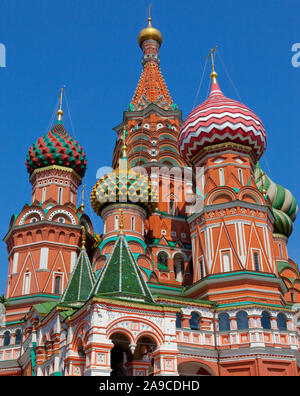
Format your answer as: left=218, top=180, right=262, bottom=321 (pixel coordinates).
left=138, top=7, right=162, bottom=48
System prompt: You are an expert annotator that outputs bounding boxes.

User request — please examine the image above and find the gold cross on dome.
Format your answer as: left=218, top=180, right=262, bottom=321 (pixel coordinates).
left=256, top=169, right=267, bottom=195
left=206, top=46, right=218, bottom=74
left=57, top=85, right=66, bottom=121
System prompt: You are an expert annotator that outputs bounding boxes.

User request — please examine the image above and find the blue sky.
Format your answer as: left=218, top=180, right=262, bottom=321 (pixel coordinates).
left=0, top=0, right=299, bottom=294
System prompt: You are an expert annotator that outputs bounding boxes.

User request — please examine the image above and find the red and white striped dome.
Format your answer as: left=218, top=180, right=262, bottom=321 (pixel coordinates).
left=178, top=79, right=267, bottom=165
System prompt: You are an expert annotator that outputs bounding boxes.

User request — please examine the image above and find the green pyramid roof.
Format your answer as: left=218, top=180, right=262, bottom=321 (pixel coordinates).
left=60, top=249, right=95, bottom=305
left=91, top=233, right=154, bottom=303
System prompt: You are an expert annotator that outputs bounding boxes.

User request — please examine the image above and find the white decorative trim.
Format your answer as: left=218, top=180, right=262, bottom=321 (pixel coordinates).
left=19, top=210, right=44, bottom=225
left=48, top=210, right=76, bottom=225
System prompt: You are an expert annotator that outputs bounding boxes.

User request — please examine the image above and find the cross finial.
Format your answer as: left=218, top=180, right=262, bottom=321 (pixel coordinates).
left=148, top=3, right=152, bottom=23
left=57, top=85, right=66, bottom=121
left=257, top=169, right=267, bottom=195
left=206, top=46, right=218, bottom=83
left=119, top=209, right=124, bottom=234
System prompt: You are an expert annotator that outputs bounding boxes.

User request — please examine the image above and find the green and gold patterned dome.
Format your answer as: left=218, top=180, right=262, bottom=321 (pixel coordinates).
left=255, top=163, right=298, bottom=237
left=90, top=167, right=158, bottom=216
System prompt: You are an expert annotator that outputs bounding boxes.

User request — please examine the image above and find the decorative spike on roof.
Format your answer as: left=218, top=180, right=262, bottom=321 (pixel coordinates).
left=90, top=233, right=155, bottom=304
left=60, top=249, right=95, bottom=305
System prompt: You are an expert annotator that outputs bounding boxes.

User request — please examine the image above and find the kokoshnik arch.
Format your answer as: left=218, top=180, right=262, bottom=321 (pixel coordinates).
left=0, top=15, right=299, bottom=377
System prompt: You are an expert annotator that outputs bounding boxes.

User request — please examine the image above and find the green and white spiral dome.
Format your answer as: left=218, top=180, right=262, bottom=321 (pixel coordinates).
left=255, top=163, right=298, bottom=238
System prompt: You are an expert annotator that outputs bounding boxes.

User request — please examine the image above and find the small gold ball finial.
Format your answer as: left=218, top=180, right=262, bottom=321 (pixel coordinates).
left=210, top=70, right=218, bottom=84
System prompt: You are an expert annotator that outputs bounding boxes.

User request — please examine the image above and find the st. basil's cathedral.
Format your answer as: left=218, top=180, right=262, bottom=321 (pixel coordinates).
left=0, top=16, right=299, bottom=377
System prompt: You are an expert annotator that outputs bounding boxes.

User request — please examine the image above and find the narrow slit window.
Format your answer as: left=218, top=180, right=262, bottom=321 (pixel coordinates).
left=115, top=216, right=119, bottom=231
left=238, top=169, right=244, bottom=185
left=254, top=252, right=260, bottom=272
left=54, top=276, right=61, bottom=295
left=219, top=168, right=225, bottom=186
left=58, top=187, right=63, bottom=205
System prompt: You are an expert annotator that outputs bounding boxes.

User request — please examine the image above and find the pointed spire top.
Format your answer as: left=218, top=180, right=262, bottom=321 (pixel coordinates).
left=57, top=86, right=66, bottom=121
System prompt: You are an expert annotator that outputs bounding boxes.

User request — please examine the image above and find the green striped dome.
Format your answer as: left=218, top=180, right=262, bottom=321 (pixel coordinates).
left=255, top=163, right=298, bottom=237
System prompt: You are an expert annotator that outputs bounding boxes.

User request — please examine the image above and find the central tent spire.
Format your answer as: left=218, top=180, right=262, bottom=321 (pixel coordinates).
left=130, top=12, right=174, bottom=111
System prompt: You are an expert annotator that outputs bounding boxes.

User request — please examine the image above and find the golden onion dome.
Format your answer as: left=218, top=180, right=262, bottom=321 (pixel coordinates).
left=138, top=17, right=163, bottom=48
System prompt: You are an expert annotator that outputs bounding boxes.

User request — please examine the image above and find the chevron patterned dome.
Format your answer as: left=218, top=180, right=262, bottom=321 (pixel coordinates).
left=26, top=122, right=87, bottom=177
left=255, top=163, right=298, bottom=237
left=90, top=167, right=158, bottom=216
left=178, top=79, right=267, bottom=165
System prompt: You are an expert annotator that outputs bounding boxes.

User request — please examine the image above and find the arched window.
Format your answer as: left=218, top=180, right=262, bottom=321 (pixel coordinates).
left=237, top=311, right=249, bottom=330
left=157, top=252, right=168, bottom=270
left=176, top=313, right=182, bottom=328
left=3, top=331, right=11, bottom=346
left=277, top=313, right=287, bottom=331
left=174, top=254, right=184, bottom=282
left=54, top=276, right=61, bottom=295
left=218, top=313, right=230, bottom=332
left=261, top=311, right=271, bottom=330
left=15, top=329, right=22, bottom=345
left=169, top=199, right=176, bottom=216
left=190, top=312, right=200, bottom=330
